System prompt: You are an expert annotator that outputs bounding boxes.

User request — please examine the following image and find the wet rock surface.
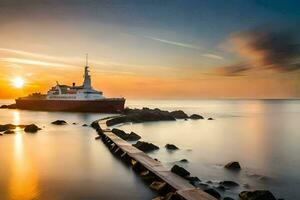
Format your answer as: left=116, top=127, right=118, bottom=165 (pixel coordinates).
left=51, top=120, right=67, bottom=125
left=24, top=124, right=41, bottom=133
left=169, top=110, right=188, bottom=119
left=171, top=165, right=190, bottom=177
left=111, top=128, right=141, bottom=141
left=4, top=130, right=15, bottom=134
left=0, top=104, right=17, bottom=109
left=220, top=180, right=239, bottom=187
left=204, top=188, right=221, bottom=199
left=225, top=161, right=241, bottom=170
left=189, top=114, right=204, bottom=119
left=165, top=143, right=179, bottom=150
left=239, top=190, right=276, bottom=200
left=133, top=141, right=159, bottom=152
left=179, top=159, right=188, bottom=163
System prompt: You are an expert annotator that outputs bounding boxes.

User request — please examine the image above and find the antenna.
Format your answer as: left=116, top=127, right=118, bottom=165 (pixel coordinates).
left=86, top=53, right=88, bottom=66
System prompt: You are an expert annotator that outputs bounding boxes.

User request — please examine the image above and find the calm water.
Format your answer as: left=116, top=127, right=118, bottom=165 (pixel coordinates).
left=1, top=100, right=300, bottom=199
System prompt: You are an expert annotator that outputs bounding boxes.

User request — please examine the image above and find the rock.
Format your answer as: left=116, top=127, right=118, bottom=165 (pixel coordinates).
left=72, top=122, right=77, bottom=125
left=0, top=104, right=16, bottom=109
left=82, top=124, right=88, bottom=127
left=171, top=165, right=190, bottom=177
left=186, top=176, right=200, bottom=186
left=189, top=114, right=204, bottom=119
left=170, top=110, right=188, bottom=119
left=207, top=117, right=214, bottom=120
left=225, top=161, right=241, bottom=170
left=51, top=120, right=67, bottom=125
left=0, top=133, right=3, bottom=136
left=90, top=120, right=100, bottom=130
left=106, top=107, right=176, bottom=126
left=165, top=144, right=179, bottom=150
left=239, top=190, right=276, bottom=200
left=127, top=132, right=141, bottom=141
left=179, top=159, right=188, bottom=163
left=111, top=128, right=128, bottom=140
left=220, top=180, right=239, bottom=187
left=0, top=124, right=17, bottom=132
left=204, top=188, right=221, bottom=199
left=95, top=136, right=101, bottom=140
left=216, top=185, right=226, bottom=191
left=24, top=124, right=40, bottom=133
left=223, top=197, right=234, bottom=200
left=133, top=141, right=159, bottom=152
left=4, top=130, right=14, bottom=134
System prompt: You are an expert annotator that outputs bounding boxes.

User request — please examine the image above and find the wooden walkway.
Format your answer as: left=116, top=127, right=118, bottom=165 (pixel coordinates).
left=98, top=121, right=216, bottom=200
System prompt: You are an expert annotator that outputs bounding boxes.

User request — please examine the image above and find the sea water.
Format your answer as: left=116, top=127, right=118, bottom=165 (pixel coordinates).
left=1, top=99, right=300, bottom=199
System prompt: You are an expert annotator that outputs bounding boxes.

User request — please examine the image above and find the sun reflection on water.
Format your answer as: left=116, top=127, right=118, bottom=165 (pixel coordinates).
left=8, top=117, right=40, bottom=200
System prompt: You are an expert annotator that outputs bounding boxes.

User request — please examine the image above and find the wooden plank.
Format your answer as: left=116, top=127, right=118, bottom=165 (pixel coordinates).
left=177, top=189, right=217, bottom=200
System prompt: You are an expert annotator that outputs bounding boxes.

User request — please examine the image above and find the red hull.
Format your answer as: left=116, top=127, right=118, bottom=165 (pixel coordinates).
left=15, top=98, right=125, bottom=113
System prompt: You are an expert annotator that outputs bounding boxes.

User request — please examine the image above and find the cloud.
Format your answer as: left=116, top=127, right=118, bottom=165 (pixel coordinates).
left=202, top=53, right=224, bottom=60
left=0, top=57, right=76, bottom=68
left=219, top=27, right=300, bottom=75
left=144, top=36, right=224, bottom=60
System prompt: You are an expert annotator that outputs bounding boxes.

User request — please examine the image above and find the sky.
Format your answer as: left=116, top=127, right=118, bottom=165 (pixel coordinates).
left=0, top=0, right=300, bottom=99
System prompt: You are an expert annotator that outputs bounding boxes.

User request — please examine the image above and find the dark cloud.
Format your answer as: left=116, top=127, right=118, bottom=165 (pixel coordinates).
left=219, top=27, right=300, bottom=75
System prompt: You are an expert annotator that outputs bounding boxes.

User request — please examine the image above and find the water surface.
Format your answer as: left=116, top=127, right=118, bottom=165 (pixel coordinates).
left=1, top=99, right=300, bottom=199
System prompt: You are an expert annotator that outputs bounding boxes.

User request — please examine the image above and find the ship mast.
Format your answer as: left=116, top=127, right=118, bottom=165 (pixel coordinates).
left=83, top=54, right=92, bottom=89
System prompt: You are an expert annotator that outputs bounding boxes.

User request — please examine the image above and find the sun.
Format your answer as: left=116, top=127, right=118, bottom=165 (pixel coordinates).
left=12, top=77, right=25, bottom=88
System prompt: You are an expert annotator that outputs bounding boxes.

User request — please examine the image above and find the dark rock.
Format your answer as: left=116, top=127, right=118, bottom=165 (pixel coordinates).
left=90, top=120, right=100, bottom=130
left=225, top=161, right=241, bottom=170
left=239, top=190, right=276, bottom=200
left=72, top=122, right=77, bottom=125
left=223, top=197, right=234, bottom=200
left=220, top=180, right=239, bottom=187
left=204, top=188, right=221, bottom=199
left=186, top=176, right=201, bottom=186
left=127, top=131, right=141, bottom=141
left=106, top=107, right=176, bottom=126
left=4, top=130, right=14, bottom=134
left=207, top=117, right=214, bottom=120
left=170, top=110, right=188, bottom=119
left=82, top=124, right=88, bottom=127
left=111, top=128, right=128, bottom=140
left=171, top=165, right=190, bottom=177
left=51, top=120, right=67, bottom=125
left=95, top=136, right=101, bottom=140
left=165, top=144, right=179, bottom=150
left=0, top=124, right=17, bottom=132
left=133, top=141, right=159, bottom=152
left=149, top=181, right=167, bottom=192
left=0, top=104, right=16, bottom=109
left=216, top=185, right=226, bottom=191
left=189, top=114, right=204, bottom=119
left=0, top=133, right=3, bottom=136
left=24, top=124, right=40, bottom=133
left=179, top=159, right=188, bottom=163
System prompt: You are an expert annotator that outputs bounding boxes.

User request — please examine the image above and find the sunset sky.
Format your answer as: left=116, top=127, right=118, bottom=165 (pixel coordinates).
left=0, top=0, right=300, bottom=99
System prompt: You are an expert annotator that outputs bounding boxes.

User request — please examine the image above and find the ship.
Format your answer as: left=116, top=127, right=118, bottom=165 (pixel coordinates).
left=15, top=57, right=125, bottom=113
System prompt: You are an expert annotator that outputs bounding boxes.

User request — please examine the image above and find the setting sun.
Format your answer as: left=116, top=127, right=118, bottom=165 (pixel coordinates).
left=12, top=77, right=25, bottom=88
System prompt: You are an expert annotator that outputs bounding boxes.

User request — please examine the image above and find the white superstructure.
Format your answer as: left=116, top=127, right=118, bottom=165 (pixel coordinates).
left=46, top=58, right=105, bottom=101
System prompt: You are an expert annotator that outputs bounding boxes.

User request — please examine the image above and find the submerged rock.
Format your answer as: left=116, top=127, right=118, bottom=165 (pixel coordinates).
left=24, top=124, right=40, bottom=133
left=0, top=104, right=16, bottom=109
left=239, top=190, right=276, bottom=200
left=82, top=124, right=88, bottom=127
left=4, top=130, right=15, bottom=134
left=171, top=165, right=190, bottom=177
left=179, top=159, right=188, bottom=163
left=0, top=124, right=17, bottom=132
left=189, top=114, right=204, bottom=119
left=207, top=117, right=214, bottom=120
left=225, top=161, right=241, bottom=171
left=170, top=110, right=188, bottom=119
left=165, top=144, right=179, bottom=150
left=204, top=188, right=221, bottom=199
left=220, top=180, right=239, bottom=187
left=90, top=120, right=100, bottom=130
left=223, top=197, right=234, bottom=200
left=51, top=120, right=67, bottom=125
left=133, top=141, right=159, bottom=152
